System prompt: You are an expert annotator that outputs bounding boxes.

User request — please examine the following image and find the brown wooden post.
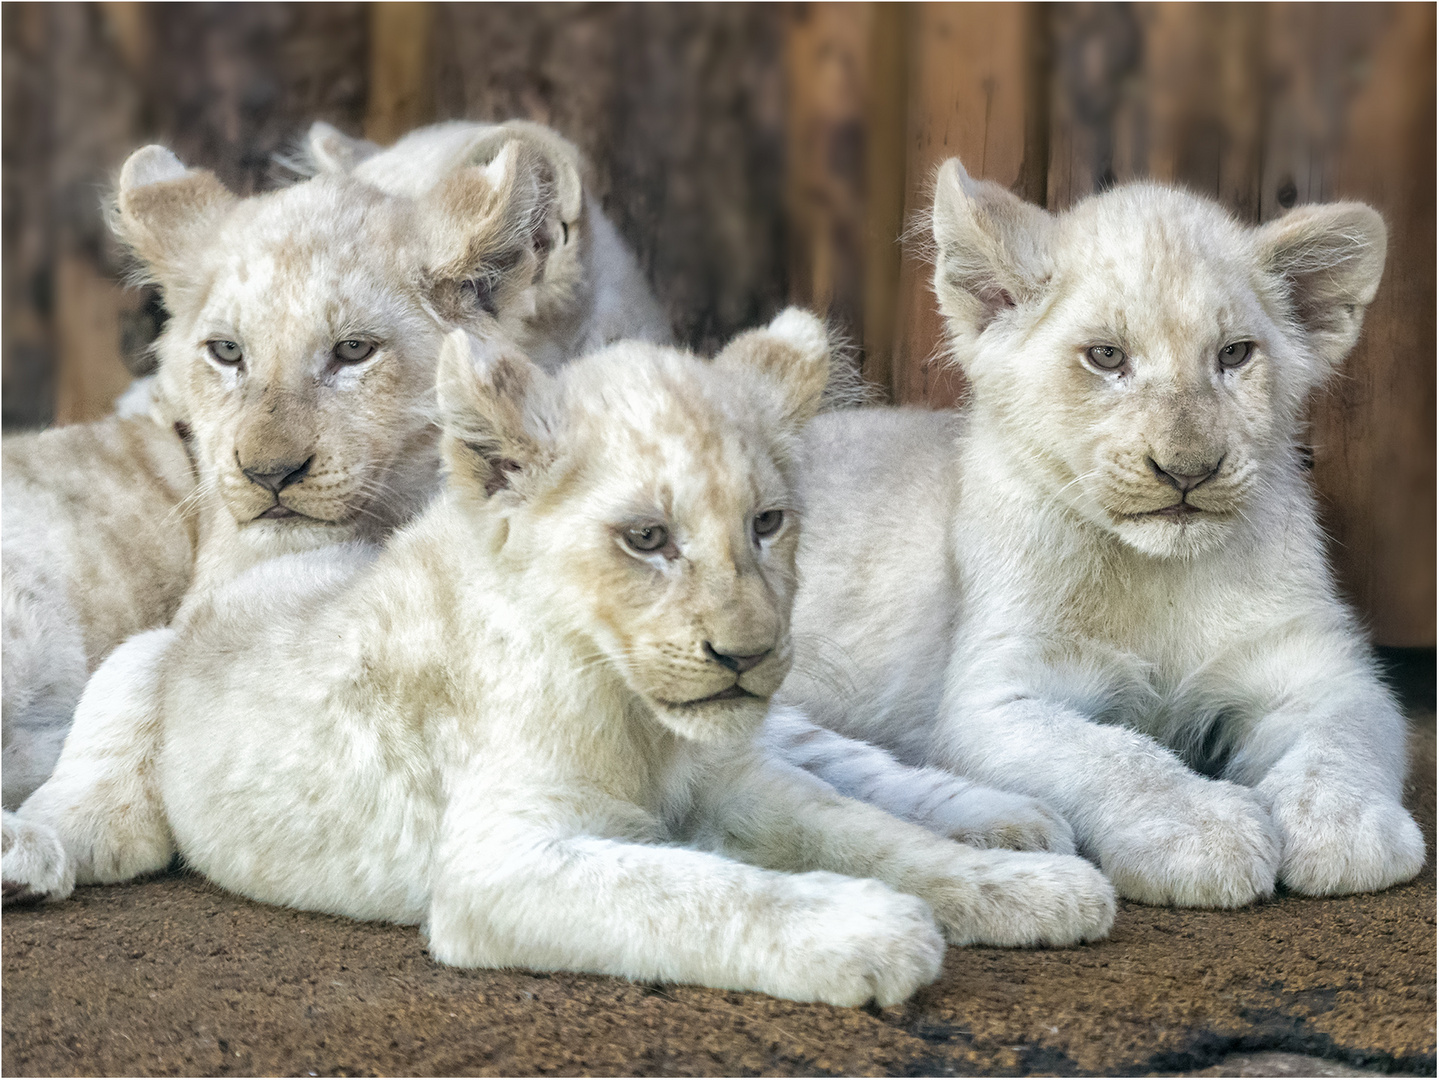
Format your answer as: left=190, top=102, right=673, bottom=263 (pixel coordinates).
left=890, top=2, right=1042, bottom=409
left=48, top=3, right=148, bottom=425
left=1297, top=4, right=1436, bottom=645
left=366, top=2, right=436, bottom=146
left=785, top=3, right=908, bottom=396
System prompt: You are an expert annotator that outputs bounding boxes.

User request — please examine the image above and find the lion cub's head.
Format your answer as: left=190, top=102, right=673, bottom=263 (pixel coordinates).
left=111, top=138, right=571, bottom=558
left=931, top=160, right=1386, bottom=559
left=436, top=310, right=833, bottom=742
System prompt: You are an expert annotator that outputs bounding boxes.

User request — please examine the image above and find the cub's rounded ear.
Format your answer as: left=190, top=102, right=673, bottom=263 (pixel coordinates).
left=111, top=145, right=237, bottom=288
left=420, top=141, right=555, bottom=320
left=1255, top=202, right=1387, bottom=369
left=418, top=124, right=590, bottom=322
left=713, top=307, right=834, bottom=432
left=931, top=158, right=1052, bottom=366
left=436, top=328, right=553, bottom=499
left=305, top=121, right=380, bottom=174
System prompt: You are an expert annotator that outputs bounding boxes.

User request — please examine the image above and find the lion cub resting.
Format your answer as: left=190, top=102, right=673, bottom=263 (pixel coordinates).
left=780, top=160, right=1423, bottom=906
left=139, top=316, right=1113, bottom=1005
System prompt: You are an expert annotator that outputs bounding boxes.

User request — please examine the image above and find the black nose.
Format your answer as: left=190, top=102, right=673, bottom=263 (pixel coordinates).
left=704, top=643, right=770, bottom=674
left=1148, top=457, right=1219, bottom=493
left=242, top=456, right=313, bottom=494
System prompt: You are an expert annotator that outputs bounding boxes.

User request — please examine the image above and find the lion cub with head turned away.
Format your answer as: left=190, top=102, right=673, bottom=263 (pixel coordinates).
left=136, top=317, right=1111, bottom=1006
left=778, top=159, right=1423, bottom=907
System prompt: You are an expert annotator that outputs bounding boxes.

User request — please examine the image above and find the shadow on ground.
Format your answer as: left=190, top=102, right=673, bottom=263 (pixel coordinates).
left=3, top=719, right=1434, bottom=1077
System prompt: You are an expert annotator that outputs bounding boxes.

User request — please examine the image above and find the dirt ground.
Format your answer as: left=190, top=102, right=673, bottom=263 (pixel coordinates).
left=3, top=718, right=1433, bottom=1078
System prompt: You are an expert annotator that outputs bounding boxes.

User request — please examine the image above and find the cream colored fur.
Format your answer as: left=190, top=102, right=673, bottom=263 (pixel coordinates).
left=776, top=159, right=1423, bottom=906
left=3, top=124, right=672, bottom=897
left=13, top=317, right=1114, bottom=1002
left=2, top=417, right=195, bottom=809
left=301, top=119, right=673, bottom=369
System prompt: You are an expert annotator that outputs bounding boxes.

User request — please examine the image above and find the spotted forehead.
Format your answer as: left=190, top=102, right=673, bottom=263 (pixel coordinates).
left=1053, top=190, right=1267, bottom=341
left=560, top=358, right=782, bottom=511
left=200, top=182, right=423, bottom=326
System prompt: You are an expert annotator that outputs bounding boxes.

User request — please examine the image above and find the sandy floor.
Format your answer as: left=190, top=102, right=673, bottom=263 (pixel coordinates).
left=3, top=719, right=1433, bottom=1077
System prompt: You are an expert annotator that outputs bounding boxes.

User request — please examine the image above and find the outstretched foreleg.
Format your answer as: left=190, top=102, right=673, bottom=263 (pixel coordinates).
left=2, top=629, right=177, bottom=903
left=763, top=703, right=1075, bottom=853
left=697, top=741, right=1115, bottom=947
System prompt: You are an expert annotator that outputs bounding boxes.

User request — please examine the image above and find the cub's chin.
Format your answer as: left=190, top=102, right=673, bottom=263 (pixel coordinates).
left=235, top=514, right=359, bottom=559
left=1112, top=510, right=1235, bottom=560
left=646, top=689, right=771, bottom=744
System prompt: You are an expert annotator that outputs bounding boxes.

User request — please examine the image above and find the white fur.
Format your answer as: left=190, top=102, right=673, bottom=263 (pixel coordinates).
left=13, top=318, right=1115, bottom=1004
left=3, top=123, right=672, bottom=900
left=299, top=119, right=673, bottom=369
left=777, top=160, right=1422, bottom=905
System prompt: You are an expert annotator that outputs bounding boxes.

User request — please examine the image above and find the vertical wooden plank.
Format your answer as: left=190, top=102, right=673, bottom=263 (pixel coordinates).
left=1, top=2, right=55, bottom=429
left=784, top=3, right=872, bottom=352
left=861, top=3, right=908, bottom=395
left=1298, top=4, right=1436, bottom=645
left=47, top=2, right=147, bottom=424
left=365, top=2, right=436, bottom=145
left=891, top=3, right=1039, bottom=408
left=784, top=2, right=907, bottom=392
left=1045, top=3, right=1142, bottom=209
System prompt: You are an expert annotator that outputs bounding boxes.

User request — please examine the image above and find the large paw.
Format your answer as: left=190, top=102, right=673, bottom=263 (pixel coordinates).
left=774, top=875, right=945, bottom=1007
left=1098, top=781, right=1281, bottom=908
left=1271, top=789, right=1425, bottom=896
left=918, top=850, right=1115, bottom=947
left=1, top=812, right=75, bottom=904
left=920, top=786, right=1077, bottom=855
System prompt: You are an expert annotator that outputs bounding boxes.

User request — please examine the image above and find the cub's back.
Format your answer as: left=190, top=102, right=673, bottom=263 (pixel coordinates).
left=783, top=407, right=962, bottom=759
left=3, top=415, right=197, bottom=667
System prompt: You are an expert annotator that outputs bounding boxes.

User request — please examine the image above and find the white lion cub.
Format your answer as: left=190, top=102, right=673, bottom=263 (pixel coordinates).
left=1, top=126, right=669, bottom=900
left=1, top=119, right=672, bottom=822
left=779, top=159, right=1424, bottom=906
left=133, top=318, right=1113, bottom=1005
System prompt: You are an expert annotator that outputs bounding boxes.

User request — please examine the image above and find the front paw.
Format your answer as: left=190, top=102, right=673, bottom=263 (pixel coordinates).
left=919, top=850, right=1116, bottom=947
left=1099, top=781, right=1281, bottom=908
left=1269, top=787, right=1425, bottom=896
left=922, top=786, right=1077, bottom=855
left=1, top=813, right=75, bottom=904
left=775, top=875, right=945, bottom=1007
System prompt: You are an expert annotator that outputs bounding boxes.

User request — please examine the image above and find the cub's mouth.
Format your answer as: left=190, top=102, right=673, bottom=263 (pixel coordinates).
left=1137, top=502, right=1202, bottom=521
left=665, top=685, right=764, bottom=708
left=256, top=503, right=305, bottom=520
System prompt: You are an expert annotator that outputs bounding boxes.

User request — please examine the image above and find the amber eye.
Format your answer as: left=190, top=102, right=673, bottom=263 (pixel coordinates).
left=334, top=338, right=377, bottom=364
left=623, top=524, right=670, bottom=553
left=753, top=509, right=784, bottom=539
left=207, top=339, right=243, bottom=366
left=1086, top=345, right=1127, bottom=371
left=1219, top=341, right=1254, bottom=369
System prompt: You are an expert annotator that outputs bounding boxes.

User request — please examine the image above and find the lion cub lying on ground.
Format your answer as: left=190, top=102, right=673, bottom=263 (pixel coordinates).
left=104, top=317, right=1113, bottom=1005
left=2, top=123, right=674, bottom=897
left=1, top=119, right=671, bottom=821
left=780, top=160, right=1423, bottom=906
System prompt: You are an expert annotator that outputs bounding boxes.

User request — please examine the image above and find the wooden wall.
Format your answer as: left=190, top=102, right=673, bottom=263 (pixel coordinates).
left=1, top=2, right=786, bottom=427
left=786, top=2, right=1436, bottom=646
left=2, top=3, right=1432, bottom=644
